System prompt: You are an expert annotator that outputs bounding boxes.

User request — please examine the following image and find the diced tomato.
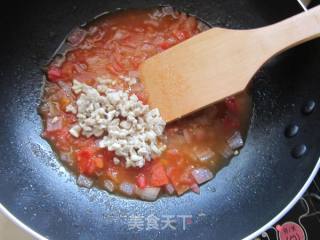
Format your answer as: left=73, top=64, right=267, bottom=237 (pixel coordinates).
left=225, top=97, right=238, bottom=114
left=136, top=173, right=147, bottom=188
left=72, top=137, right=95, bottom=149
left=135, top=92, right=148, bottom=104
left=172, top=30, right=189, bottom=41
left=103, top=150, right=115, bottom=163
left=179, top=167, right=195, bottom=185
left=159, top=41, right=172, bottom=50
left=76, top=148, right=96, bottom=175
left=61, top=62, right=74, bottom=81
left=47, top=67, right=62, bottom=82
left=150, top=163, right=169, bottom=187
left=166, top=167, right=190, bottom=195
left=222, top=115, right=240, bottom=132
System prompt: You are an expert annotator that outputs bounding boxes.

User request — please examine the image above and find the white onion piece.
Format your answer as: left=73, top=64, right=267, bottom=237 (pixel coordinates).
left=165, top=183, right=175, bottom=195
left=119, top=182, right=134, bottom=196
left=135, top=187, right=161, bottom=201
left=58, top=81, right=73, bottom=97
left=112, top=29, right=128, bottom=40
left=141, top=43, right=154, bottom=51
left=67, top=28, right=87, bottom=46
left=227, top=131, right=244, bottom=150
left=190, top=183, right=200, bottom=194
left=103, top=179, right=115, bottom=192
left=183, top=129, right=193, bottom=144
left=162, top=6, right=176, bottom=16
left=192, top=168, right=213, bottom=184
left=51, top=54, right=66, bottom=68
left=167, top=134, right=185, bottom=148
left=193, top=147, right=215, bottom=161
left=153, top=35, right=165, bottom=45
left=77, top=175, right=93, bottom=188
left=46, top=117, right=62, bottom=132
left=128, top=70, right=139, bottom=79
left=60, top=152, right=73, bottom=165
left=88, top=26, right=98, bottom=35
left=220, top=146, right=234, bottom=159
left=48, top=102, right=59, bottom=116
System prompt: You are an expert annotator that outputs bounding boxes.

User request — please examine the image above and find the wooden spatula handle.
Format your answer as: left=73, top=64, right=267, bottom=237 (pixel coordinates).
left=258, top=5, right=320, bottom=57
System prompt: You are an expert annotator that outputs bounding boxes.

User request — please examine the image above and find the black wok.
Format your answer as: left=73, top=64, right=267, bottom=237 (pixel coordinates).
left=1, top=0, right=320, bottom=239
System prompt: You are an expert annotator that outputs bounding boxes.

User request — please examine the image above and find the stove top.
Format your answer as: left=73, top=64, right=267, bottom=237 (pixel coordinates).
left=255, top=171, right=320, bottom=240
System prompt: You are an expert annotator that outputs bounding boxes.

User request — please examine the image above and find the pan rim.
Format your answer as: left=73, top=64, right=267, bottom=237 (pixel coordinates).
left=0, top=2, right=318, bottom=239
left=0, top=204, right=47, bottom=240
left=0, top=157, right=319, bottom=240
left=244, top=157, right=320, bottom=240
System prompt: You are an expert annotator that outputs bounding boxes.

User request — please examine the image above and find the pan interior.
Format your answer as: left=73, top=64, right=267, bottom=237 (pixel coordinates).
left=1, top=1, right=319, bottom=240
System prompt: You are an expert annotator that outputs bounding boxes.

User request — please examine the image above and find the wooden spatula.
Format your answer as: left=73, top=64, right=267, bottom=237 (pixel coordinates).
left=139, top=6, right=320, bottom=122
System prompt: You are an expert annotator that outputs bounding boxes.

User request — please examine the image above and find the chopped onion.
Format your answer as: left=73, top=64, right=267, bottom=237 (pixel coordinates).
left=57, top=81, right=73, bottom=97
left=112, top=29, right=129, bottom=40
left=119, top=182, right=134, bottom=196
left=141, top=43, right=154, bottom=51
left=193, top=128, right=207, bottom=141
left=51, top=54, right=66, bottom=68
left=48, top=102, right=60, bottom=116
left=88, top=26, right=98, bottom=35
left=165, top=183, right=175, bottom=195
left=77, top=175, right=93, bottom=188
left=128, top=70, right=139, bottom=79
left=46, top=117, right=62, bottom=132
left=135, top=187, right=161, bottom=201
left=220, top=146, right=234, bottom=159
left=193, top=147, right=215, bottom=161
left=103, top=179, right=115, bottom=192
left=162, top=6, right=176, bottom=17
left=227, top=131, right=244, bottom=150
left=192, top=168, right=213, bottom=184
left=67, top=28, right=87, bottom=46
left=167, top=134, right=185, bottom=148
left=190, top=183, right=200, bottom=194
left=39, top=103, right=49, bottom=114
left=183, top=129, right=193, bottom=144
left=60, top=152, right=73, bottom=165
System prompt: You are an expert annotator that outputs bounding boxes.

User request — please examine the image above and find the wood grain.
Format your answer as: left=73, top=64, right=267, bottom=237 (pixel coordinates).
left=140, top=6, right=320, bottom=122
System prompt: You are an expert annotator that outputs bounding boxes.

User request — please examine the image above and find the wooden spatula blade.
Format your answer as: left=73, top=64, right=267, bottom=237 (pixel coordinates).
left=140, top=28, right=265, bottom=122
left=139, top=6, right=320, bottom=122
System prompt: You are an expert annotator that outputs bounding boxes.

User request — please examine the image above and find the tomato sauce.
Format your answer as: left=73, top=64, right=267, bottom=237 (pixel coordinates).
left=39, top=7, right=251, bottom=200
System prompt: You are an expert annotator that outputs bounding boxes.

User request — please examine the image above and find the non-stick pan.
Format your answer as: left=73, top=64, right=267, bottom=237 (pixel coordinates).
left=1, top=0, right=320, bottom=239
